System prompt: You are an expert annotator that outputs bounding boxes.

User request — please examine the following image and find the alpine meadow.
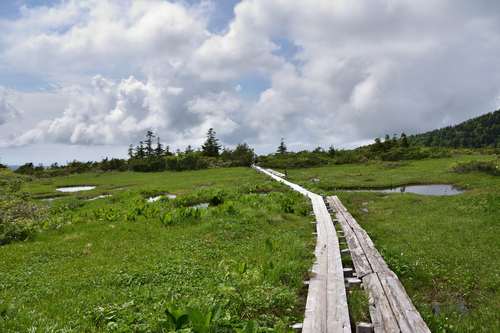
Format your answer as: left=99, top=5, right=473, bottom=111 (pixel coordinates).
left=1, top=1, right=499, bottom=333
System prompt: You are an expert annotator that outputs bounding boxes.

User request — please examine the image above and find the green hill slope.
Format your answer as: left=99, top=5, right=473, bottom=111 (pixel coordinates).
left=409, top=109, right=500, bottom=148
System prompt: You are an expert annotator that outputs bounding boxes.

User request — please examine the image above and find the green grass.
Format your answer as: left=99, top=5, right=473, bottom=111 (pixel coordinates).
left=21, top=167, right=260, bottom=199
left=288, top=155, right=500, bottom=332
left=0, top=168, right=314, bottom=332
left=347, top=289, right=370, bottom=326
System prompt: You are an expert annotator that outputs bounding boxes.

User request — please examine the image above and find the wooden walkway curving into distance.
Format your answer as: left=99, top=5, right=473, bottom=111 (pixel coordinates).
left=253, top=166, right=350, bottom=333
left=254, top=166, right=430, bottom=333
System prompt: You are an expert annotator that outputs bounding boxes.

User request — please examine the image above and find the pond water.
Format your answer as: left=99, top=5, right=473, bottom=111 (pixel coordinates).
left=191, top=202, right=209, bottom=209
left=343, top=184, right=463, bottom=196
left=87, top=195, right=112, bottom=201
left=56, top=186, right=96, bottom=192
left=147, top=194, right=177, bottom=203
left=42, top=197, right=60, bottom=202
left=147, top=196, right=162, bottom=203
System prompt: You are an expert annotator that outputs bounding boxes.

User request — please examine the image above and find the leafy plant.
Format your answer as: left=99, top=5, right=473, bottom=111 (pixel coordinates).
left=188, top=304, right=221, bottom=333
left=236, top=320, right=258, bottom=333
left=160, top=207, right=202, bottom=226
left=209, top=191, right=224, bottom=206
left=165, top=305, right=189, bottom=330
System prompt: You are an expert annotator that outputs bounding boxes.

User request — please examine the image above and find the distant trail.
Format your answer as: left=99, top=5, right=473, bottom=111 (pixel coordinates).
left=253, top=166, right=430, bottom=333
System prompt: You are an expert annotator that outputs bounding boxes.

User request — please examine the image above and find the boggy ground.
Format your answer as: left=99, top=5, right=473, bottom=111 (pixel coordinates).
left=0, top=168, right=314, bottom=332
left=288, top=155, right=500, bottom=332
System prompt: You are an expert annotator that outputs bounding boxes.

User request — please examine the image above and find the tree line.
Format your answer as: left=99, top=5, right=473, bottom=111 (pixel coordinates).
left=257, top=133, right=453, bottom=169
left=14, top=128, right=256, bottom=175
left=409, top=109, right=500, bottom=148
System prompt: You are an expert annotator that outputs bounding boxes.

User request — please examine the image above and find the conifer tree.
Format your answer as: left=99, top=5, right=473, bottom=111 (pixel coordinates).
left=313, top=146, right=323, bottom=153
left=164, top=145, right=172, bottom=156
left=128, top=144, right=135, bottom=159
left=400, top=132, right=409, bottom=148
left=392, top=133, right=398, bottom=145
left=136, top=141, right=146, bottom=159
left=154, top=137, right=164, bottom=156
left=145, top=131, right=155, bottom=157
left=277, top=138, right=287, bottom=154
left=201, top=128, right=221, bottom=157
left=373, top=137, right=383, bottom=151
left=328, top=145, right=336, bottom=156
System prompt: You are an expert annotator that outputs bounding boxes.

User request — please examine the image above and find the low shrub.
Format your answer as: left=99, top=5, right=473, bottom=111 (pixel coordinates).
left=452, top=160, right=499, bottom=176
left=160, top=207, right=202, bottom=226
left=0, top=174, right=47, bottom=245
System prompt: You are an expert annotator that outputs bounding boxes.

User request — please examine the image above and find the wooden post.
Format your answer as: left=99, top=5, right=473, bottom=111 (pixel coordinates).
left=343, top=267, right=354, bottom=278
left=356, top=322, right=374, bottom=333
left=346, top=277, right=362, bottom=288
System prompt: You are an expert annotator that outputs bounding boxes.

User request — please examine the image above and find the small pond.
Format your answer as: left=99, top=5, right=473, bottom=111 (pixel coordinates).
left=147, top=194, right=177, bottom=203
left=56, top=186, right=96, bottom=193
left=147, top=196, right=162, bottom=203
left=42, top=197, right=60, bottom=202
left=191, top=202, right=209, bottom=209
left=342, top=184, right=463, bottom=196
left=87, top=195, right=112, bottom=201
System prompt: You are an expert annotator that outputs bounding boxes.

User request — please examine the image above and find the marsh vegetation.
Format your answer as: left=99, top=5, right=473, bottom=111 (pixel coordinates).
left=0, top=168, right=314, bottom=332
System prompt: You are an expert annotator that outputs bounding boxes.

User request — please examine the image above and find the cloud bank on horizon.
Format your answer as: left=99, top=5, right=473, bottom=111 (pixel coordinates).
left=0, top=0, right=500, bottom=163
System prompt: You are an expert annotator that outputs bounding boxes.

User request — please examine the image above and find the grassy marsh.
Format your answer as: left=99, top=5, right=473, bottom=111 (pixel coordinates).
left=288, top=155, right=500, bottom=332
left=0, top=168, right=314, bottom=332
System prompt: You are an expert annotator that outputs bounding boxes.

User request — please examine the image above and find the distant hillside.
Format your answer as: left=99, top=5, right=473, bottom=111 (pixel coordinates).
left=410, top=109, right=500, bottom=148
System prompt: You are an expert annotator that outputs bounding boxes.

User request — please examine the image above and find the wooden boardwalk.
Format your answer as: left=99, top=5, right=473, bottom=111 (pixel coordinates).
left=254, top=166, right=430, bottom=333
left=253, top=166, right=350, bottom=333
left=327, top=196, right=430, bottom=333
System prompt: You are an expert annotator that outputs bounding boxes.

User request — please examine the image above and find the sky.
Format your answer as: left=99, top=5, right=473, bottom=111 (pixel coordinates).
left=0, top=0, right=500, bottom=165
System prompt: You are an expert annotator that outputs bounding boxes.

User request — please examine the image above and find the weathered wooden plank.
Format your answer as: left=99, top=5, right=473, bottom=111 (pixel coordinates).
left=326, top=197, right=373, bottom=278
left=328, top=197, right=390, bottom=274
left=327, top=196, right=399, bottom=331
left=253, top=166, right=351, bottom=333
left=265, top=168, right=286, bottom=178
left=313, top=194, right=351, bottom=333
left=343, top=230, right=373, bottom=277
left=378, top=272, right=431, bottom=333
left=363, top=273, right=400, bottom=333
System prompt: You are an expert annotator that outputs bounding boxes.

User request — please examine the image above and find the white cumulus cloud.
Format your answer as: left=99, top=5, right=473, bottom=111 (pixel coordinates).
left=0, top=88, right=21, bottom=125
left=1, top=0, right=500, bottom=159
left=13, top=76, right=167, bottom=145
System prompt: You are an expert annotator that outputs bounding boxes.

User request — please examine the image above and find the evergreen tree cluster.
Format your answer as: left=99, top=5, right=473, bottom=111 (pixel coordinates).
left=128, top=130, right=172, bottom=160
left=409, top=109, right=500, bottom=148
left=370, top=133, right=409, bottom=153
left=127, top=128, right=254, bottom=172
